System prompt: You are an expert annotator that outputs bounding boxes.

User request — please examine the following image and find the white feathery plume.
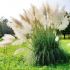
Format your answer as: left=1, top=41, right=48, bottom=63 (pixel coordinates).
left=6, top=3, right=69, bottom=46
left=46, top=5, right=69, bottom=30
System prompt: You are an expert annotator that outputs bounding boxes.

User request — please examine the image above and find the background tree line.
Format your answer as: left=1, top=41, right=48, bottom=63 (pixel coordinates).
left=0, top=17, right=14, bottom=37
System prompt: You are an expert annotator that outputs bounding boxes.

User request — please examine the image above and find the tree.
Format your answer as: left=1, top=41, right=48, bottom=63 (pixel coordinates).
left=61, top=13, right=70, bottom=39
left=61, top=22, right=70, bottom=39
left=0, top=17, right=14, bottom=37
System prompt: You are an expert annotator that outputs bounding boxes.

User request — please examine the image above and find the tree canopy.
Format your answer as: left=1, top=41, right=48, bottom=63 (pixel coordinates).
left=0, top=17, right=14, bottom=37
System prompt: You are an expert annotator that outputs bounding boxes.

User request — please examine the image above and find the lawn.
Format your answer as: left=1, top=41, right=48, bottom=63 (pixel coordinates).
left=60, top=39, right=70, bottom=54
left=0, top=39, right=70, bottom=70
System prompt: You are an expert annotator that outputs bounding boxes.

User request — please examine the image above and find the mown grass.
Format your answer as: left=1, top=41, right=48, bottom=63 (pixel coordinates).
left=0, top=39, right=70, bottom=70
left=60, top=39, right=70, bottom=54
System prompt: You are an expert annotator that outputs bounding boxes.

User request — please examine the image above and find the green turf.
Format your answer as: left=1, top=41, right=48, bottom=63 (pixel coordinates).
left=0, top=39, right=70, bottom=70
left=60, top=39, right=70, bottom=54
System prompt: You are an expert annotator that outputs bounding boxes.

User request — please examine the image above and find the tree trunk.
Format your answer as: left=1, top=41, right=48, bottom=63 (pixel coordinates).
left=64, top=34, right=65, bottom=39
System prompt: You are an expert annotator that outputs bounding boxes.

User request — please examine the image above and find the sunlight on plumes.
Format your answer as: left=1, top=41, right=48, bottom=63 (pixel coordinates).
left=20, top=4, right=69, bottom=30
left=58, top=16, right=69, bottom=30
left=7, top=3, right=70, bottom=45
left=7, top=21, right=24, bottom=39
left=20, top=20, right=32, bottom=34
left=7, top=18, right=32, bottom=45
left=12, top=38, right=26, bottom=45
left=8, top=19, right=32, bottom=38
left=46, top=6, right=69, bottom=30
left=20, top=5, right=48, bottom=29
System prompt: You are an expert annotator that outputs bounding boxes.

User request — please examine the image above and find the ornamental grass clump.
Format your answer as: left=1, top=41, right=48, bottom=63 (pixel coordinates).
left=31, top=19, right=69, bottom=66
left=9, top=4, right=70, bottom=66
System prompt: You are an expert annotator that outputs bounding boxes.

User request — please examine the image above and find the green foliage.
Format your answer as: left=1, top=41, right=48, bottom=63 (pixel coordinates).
left=31, top=20, right=70, bottom=66
left=0, top=56, right=70, bottom=70
left=60, top=40, right=70, bottom=54
left=61, top=23, right=70, bottom=39
left=0, top=17, right=14, bottom=37
left=0, top=40, right=70, bottom=69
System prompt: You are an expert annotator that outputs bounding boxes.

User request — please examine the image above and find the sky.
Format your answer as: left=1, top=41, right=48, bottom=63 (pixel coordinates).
left=0, top=0, right=70, bottom=20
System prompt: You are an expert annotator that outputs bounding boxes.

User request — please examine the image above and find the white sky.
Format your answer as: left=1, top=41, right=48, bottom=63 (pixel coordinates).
left=0, top=0, right=70, bottom=20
